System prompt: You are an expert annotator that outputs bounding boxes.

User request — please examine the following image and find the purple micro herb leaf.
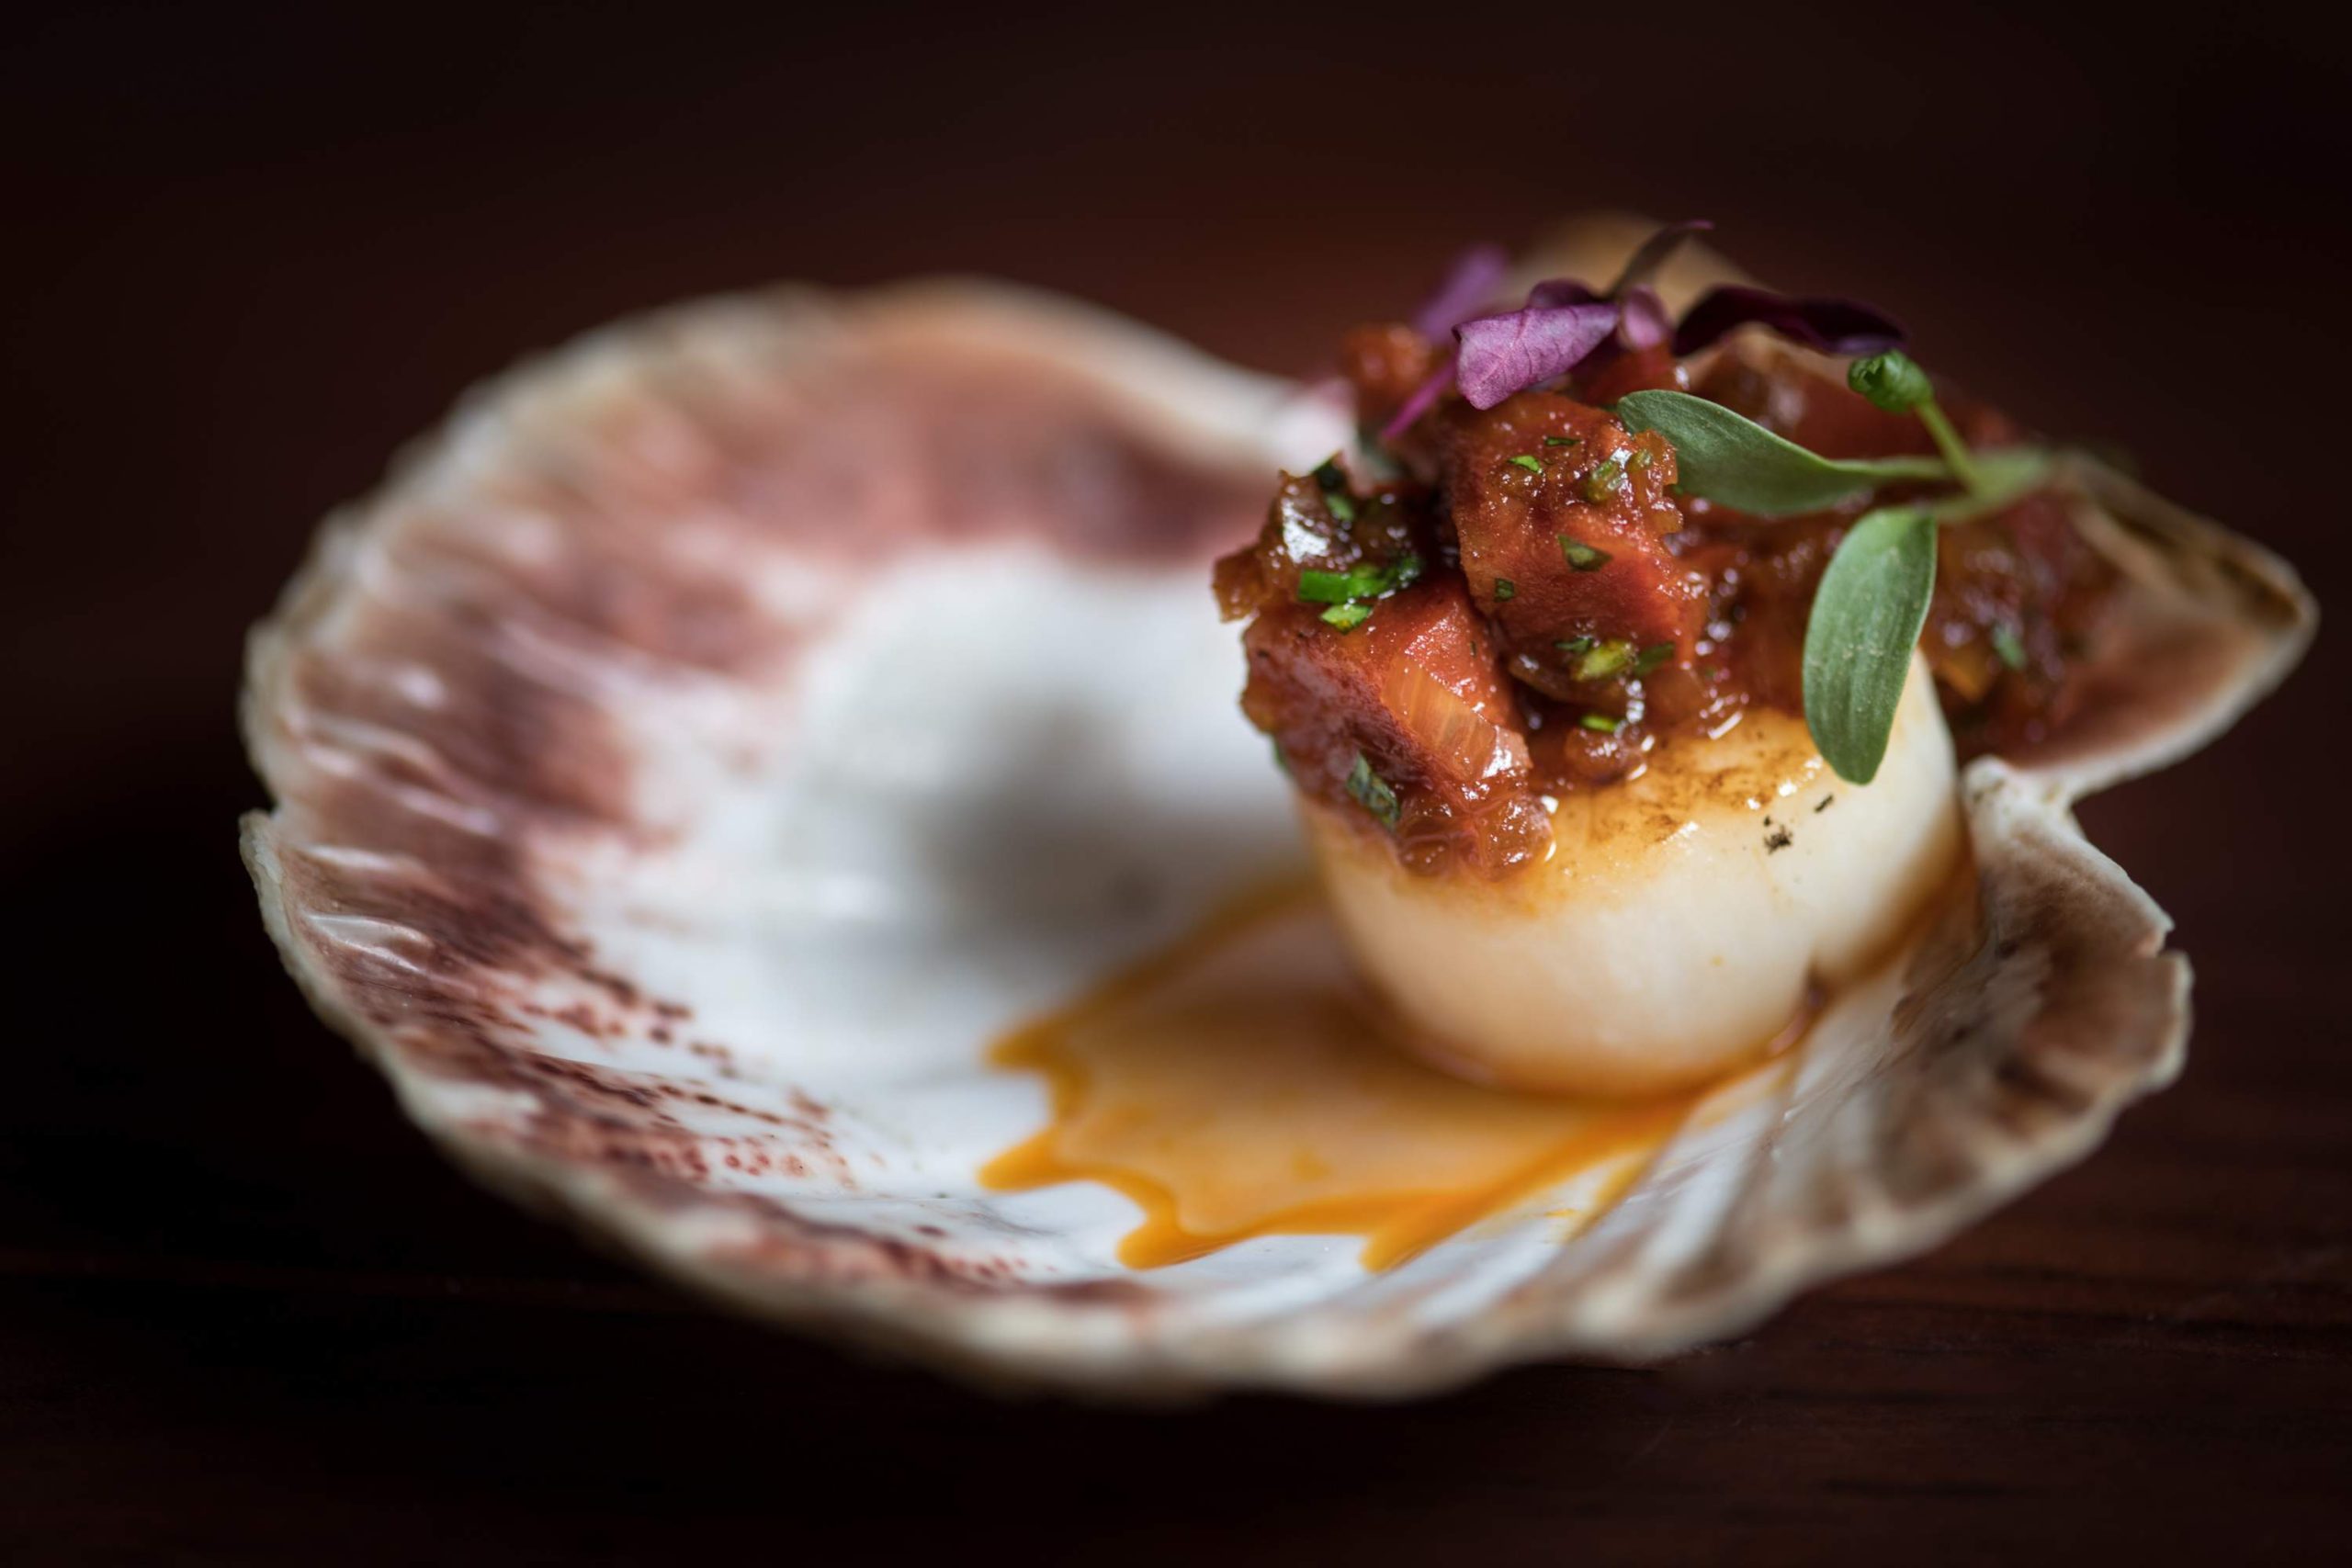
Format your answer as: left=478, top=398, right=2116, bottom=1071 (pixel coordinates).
left=1672, top=285, right=1906, bottom=357
left=1409, top=243, right=1511, bottom=339
left=1616, top=285, right=1672, bottom=351
left=1379, top=363, right=1455, bottom=443
left=1526, top=277, right=1603, bottom=309
left=1604, top=218, right=1713, bottom=298
left=1453, top=299, right=1621, bottom=409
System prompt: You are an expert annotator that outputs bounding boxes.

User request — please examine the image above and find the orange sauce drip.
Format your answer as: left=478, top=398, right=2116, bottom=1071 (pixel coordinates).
left=981, top=886, right=1802, bottom=1270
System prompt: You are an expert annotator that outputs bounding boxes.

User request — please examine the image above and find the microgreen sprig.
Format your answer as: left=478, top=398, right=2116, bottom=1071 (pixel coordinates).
left=1617, top=391, right=1947, bottom=514
left=1622, top=359, right=2058, bottom=784
left=1848, top=350, right=1979, bottom=495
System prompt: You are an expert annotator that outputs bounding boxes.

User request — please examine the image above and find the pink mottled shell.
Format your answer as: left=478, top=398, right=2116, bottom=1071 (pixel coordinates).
left=243, top=227, right=2312, bottom=1397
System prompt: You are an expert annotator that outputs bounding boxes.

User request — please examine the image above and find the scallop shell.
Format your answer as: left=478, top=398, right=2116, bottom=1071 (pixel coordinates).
left=243, top=221, right=2313, bottom=1397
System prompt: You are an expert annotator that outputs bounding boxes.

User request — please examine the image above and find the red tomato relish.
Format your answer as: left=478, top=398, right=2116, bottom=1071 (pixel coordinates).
left=1214, top=328, right=2115, bottom=877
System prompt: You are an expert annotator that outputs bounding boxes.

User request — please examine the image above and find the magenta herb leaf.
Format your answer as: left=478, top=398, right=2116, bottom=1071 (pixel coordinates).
left=1672, top=286, right=1905, bottom=357
left=1409, top=244, right=1511, bottom=339
left=1454, top=299, right=1621, bottom=409
left=1526, top=277, right=1603, bottom=309
left=1616, top=285, right=1672, bottom=351
left=1379, top=363, right=1456, bottom=442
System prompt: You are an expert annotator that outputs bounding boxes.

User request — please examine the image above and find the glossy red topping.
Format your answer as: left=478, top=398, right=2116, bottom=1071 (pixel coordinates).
left=1216, top=328, right=2116, bottom=878
left=1436, top=393, right=1703, bottom=695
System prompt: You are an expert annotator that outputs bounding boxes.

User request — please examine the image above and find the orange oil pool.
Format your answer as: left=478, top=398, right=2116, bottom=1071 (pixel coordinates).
left=980, top=886, right=1802, bottom=1270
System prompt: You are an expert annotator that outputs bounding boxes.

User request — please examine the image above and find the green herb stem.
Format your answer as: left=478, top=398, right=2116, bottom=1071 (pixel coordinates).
left=1914, top=399, right=1981, bottom=497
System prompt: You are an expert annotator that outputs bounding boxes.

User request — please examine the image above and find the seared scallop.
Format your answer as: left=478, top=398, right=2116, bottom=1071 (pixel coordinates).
left=1308, top=655, right=1962, bottom=1097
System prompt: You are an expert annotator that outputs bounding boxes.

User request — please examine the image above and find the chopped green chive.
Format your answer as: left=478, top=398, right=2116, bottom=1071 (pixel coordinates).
left=1509, top=454, right=1544, bottom=474
left=1320, top=602, right=1373, bottom=631
left=1629, top=448, right=1653, bottom=470
left=1634, top=642, right=1675, bottom=676
left=1344, top=752, right=1401, bottom=830
left=1574, top=639, right=1634, bottom=681
left=1543, top=435, right=1581, bottom=448
left=1296, top=570, right=1364, bottom=604
left=1555, top=635, right=1597, bottom=656
left=1990, top=623, right=2028, bottom=671
left=1580, top=458, right=1626, bottom=502
left=1326, top=492, right=1358, bottom=523
left=1296, top=554, right=1421, bottom=605
left=1578, top=713, right=1623, bottom=734
left=1494, top=578, right=1516, bottom=602
left=1557, top=536, right=1611, bottom=571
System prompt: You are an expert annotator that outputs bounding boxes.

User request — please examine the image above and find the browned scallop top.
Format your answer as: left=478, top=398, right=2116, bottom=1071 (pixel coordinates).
left=1215, top=331, right=2117, bottom=877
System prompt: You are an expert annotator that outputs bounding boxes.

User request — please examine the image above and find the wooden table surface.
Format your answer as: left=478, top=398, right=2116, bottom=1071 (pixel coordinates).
left=6, top=6, right=2347, bottom=1562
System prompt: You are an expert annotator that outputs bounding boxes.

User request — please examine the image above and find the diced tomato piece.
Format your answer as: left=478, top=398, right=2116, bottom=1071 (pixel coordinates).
left=1214, top=471, right=1426, bottom=622
left=1437, top=392, right=1704, bottom=694
left=1240, top=578, right=1546, bottom=874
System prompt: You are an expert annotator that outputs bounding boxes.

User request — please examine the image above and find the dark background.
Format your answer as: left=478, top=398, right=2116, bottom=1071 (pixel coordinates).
left=6, top=4, right=2349, bottom=1562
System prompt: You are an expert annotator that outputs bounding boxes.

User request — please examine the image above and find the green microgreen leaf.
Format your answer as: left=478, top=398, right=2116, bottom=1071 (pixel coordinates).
left=1345, top=752, right=1401, bottom=829
left=1557, top=536, right=1611, bottom=571
left=1509, top=454, right=1544, bottom=474
left=1320, top=602, right=1373, bottom=631
left=1617, top=390, right=1947, bottom=515
left=1939, top=446, right=2052, bottom=516
left=1802, top=506, right=1939, bottom=784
